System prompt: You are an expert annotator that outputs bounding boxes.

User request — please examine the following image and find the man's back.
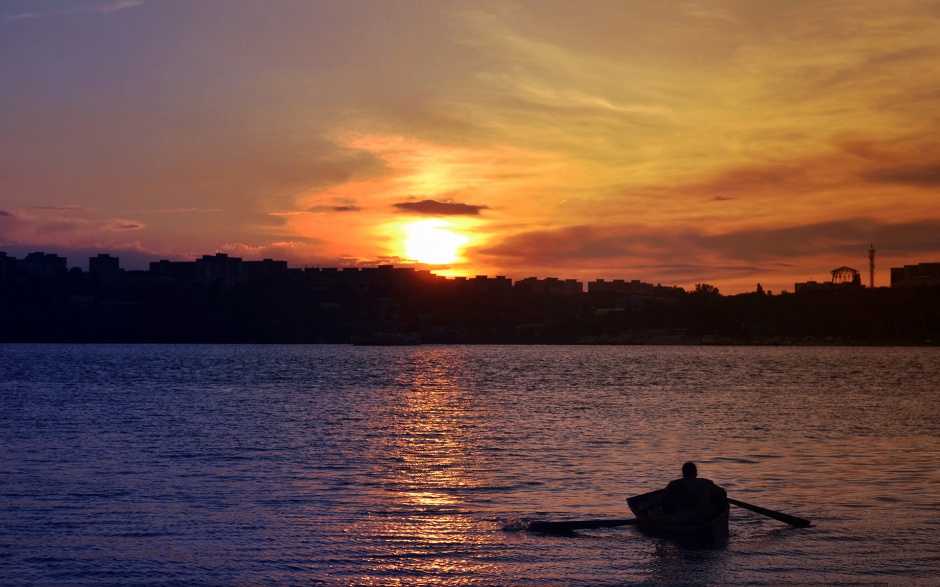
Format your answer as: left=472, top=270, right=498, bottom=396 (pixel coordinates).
left=665, top=476, right=722, bottom=515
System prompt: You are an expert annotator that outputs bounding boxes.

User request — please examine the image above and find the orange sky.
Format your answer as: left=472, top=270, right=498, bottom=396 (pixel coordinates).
left=2, top=1, right=939, bottom=293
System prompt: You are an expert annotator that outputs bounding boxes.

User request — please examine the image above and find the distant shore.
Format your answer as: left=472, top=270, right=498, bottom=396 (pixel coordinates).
left=3, top=258, right=938, bottom=345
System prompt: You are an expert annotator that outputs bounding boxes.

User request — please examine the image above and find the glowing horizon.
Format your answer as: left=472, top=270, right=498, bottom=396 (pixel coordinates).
left=2, top=1, right=939, bottom=293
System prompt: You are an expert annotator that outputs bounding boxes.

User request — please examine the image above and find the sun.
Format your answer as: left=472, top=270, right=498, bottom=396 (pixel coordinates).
left=402, top=219, right=468, bottom=265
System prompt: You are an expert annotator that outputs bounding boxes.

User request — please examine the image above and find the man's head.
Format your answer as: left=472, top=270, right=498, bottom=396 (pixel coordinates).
left=682, top=461, right=697, bottom=479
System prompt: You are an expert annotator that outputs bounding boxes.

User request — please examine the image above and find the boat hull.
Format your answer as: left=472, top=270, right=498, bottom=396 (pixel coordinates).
left=627, top=489, right=729, bottom=542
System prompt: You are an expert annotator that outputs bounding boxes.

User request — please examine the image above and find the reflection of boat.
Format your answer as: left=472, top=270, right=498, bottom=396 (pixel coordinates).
left=627, top=489, right=730, bottom=541
left=350, top=332, right=421, bottom=346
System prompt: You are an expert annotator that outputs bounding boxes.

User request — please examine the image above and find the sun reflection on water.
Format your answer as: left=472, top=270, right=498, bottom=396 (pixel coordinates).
left=347, top=349, right=500, bottom=585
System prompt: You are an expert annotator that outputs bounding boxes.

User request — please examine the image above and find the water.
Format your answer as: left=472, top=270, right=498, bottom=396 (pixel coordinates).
left=1, top=344, right=938, bottom=586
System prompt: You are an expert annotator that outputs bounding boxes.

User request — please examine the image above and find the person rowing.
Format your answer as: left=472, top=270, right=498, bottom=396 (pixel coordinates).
left=662, top=461, right=728, bottom=520
left=529, top=461, right=809, bottom=535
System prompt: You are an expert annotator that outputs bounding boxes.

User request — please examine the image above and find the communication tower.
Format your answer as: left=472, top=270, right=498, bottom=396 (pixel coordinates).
left=869, top=243, right=875, bottom=288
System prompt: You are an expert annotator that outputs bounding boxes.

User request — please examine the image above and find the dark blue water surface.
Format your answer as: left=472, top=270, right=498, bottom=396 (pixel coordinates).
left=1, top=344, right=939, bottom=586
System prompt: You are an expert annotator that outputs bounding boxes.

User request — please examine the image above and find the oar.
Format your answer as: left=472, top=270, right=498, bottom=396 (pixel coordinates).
left=728, top=498, right=811, bottom=528
left=528, top=518, right=640, bottom=534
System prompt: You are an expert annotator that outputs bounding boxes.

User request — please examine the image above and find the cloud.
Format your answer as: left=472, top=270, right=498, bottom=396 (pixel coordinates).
left=127, top=208, right=222, bottom=214
left=697, top=218, right=940, bottom=262
left=268, top=204, right=363, bottom=217
left=0, top=210, right=13, bottom=217
left=640, top=162, right=824, bottom=201
left=479, top=224, right=659, bottom=263
left=28, top=206, right=90, bottom=212
left=108, top=220, right=144, bottom=230
left=5, top=0, right=145, bottom=21
left=306, top=205, right=362, bottom=213
left=0, top=208, right=147, bottom=249
left=605, top=132, right=940, bottom=222
left=475, top=216, right=940, bottom=290
left=861, top=161, right=940, bottom=187
left=393, top=199, right=489, bottom=215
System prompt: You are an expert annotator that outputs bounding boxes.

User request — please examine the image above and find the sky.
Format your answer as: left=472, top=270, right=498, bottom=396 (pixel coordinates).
left=2, top=0, right=940, bottom=294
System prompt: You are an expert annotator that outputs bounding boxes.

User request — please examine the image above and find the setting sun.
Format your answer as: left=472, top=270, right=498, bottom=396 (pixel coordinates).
left=402, top=219, right=468, bottom=265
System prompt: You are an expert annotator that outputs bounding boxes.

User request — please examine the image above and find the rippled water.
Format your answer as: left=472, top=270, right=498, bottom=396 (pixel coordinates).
left=1, top=344, right=939, bottom=586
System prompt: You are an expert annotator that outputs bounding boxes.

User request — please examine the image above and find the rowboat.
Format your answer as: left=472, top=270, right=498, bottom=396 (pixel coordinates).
left=626, top=488, right=730, bottom=541
left=527, top=489, right=806, bottom=537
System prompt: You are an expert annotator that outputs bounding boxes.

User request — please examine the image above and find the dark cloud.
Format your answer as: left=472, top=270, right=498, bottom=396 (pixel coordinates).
left=701, top=218, right=940, bottom=261
left=479, top=224, right=666, bottom=262
left=861, top=161, right=940, bottom=187
left=306, top=205, right=362, bottom=213
left=393, top=199, right=489, bottom=216
left=606, top=160, right=833, bottom=207
left=658, top=163, right=814, bottom=200
left=607, top=132, right=940, bottom=208
left=604, top=131, right=940, bottom=209
left=835, top=135, right=940, bottom=187
left=473, top=217, right=940, bottom=293
left=477, top=217, right=940, bottom=287
left=0, top=210, right=13, bottom=217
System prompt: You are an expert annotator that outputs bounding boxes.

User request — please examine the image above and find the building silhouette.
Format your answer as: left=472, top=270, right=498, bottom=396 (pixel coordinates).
left=891, top=262, right=940, bottom=287
left=89, top=254, right=121, bottom=284
left=588, top=279, right=655, bottom=296
left=20, top=252, right=68, bottom=278
left=515, top=276, right=583, bottom=295
left=1, top=249, right=938, bottom=345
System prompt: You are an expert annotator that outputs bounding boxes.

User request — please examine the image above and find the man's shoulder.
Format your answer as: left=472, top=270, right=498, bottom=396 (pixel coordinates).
left=697, top=477, right=727, bottom=495
left=692, top=477, right=718, bottom=490
left=665, top=479, right=687, bottom=495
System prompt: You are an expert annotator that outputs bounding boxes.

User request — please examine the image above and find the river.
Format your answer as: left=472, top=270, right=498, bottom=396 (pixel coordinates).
left=1, top=344, right=938, bottom=586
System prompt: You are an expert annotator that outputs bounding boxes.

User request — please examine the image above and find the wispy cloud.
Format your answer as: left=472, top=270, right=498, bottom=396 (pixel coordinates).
left=269, top=204, right=363, bottom=217
left=0, top=208, right=146, bottom=248
left=107, top=220, right=145, bottom=230
left=127, top=208, right=222, bottom=214
left=27, top=206, right=91, bottom=212
left=5, top=0, right=145, bottom=21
